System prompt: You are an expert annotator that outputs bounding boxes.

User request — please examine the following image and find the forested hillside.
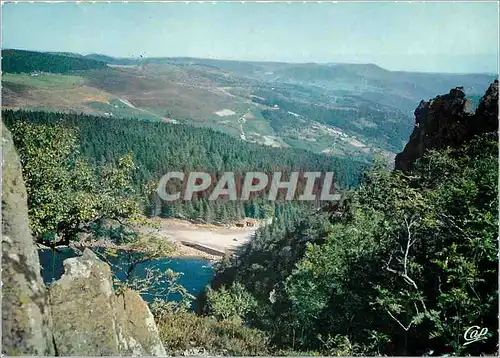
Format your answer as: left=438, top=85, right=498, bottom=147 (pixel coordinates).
left=199, top=82, right=499, bottom=356
left=1, top=49, right=107, bottom=73
left=3, top=110, right=365, bottom=228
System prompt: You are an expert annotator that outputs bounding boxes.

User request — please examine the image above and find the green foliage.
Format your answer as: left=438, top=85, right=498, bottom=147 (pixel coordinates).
left=130, top=266, right=195, bottom=312
left=2, top=73, right=85, bottom=89
left=205, top=133, right=498, bottom=356
left=205, top=282, right=258, bottom=322
left=92, top=230, right=196, bottom=310
left=2, top=49, right=106, bottom=74
left=4, top=89, right=497, bottom=356
left=8, top=120, right=140, bottom=246
left=3, top=110, right=365, bottom=224
left=152, top=305, right=271, bottom=356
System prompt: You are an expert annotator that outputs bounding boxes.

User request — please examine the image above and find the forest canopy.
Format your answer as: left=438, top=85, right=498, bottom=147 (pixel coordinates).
left=202, top=132, right=498, bottom=356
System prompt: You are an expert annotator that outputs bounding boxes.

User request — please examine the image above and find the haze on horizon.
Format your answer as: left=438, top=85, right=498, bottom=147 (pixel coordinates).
left=2, top=1, right=499, bottom=74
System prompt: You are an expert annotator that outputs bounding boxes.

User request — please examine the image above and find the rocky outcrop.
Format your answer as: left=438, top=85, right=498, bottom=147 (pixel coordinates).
left=49, top=248, right=167, bottom=356
left=395, top=80, right=498, bottom=171
left=2, top=121, right=166, bottom=356
left=474, top=80, right=499, bottom=132
left=1, top=122, right=55, bottom=355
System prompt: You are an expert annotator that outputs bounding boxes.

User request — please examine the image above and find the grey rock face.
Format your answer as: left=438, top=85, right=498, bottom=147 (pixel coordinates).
left=474, top=80, right=499, bottom=133
left=49, top=248, right=167, bottom=356
left=2, top=121, right=166, bottom=356
left=1, top=121, right=55, bottom=356
left=395, top=82, right=499, bottom=171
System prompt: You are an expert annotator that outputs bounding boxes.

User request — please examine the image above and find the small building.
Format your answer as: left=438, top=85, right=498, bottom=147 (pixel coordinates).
left=245, top=218, right=258, bottom=227
left=236, top=218, right=258, bottom=227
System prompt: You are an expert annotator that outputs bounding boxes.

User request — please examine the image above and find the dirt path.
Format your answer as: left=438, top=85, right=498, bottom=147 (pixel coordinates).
left=117, top=97, right=165, bottom=119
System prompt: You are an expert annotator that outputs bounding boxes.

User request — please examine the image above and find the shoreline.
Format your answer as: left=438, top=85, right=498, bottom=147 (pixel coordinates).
left=38, top=217, right=259, bottom=262
left=38, top=239, right=224, bottom=262
left=139, top=218, right=258, bottom=257
left=169, top=242, right=224, bottom=261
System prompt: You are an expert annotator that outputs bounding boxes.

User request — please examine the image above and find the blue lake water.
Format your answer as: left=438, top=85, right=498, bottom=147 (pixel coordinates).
left=38, top=248, right=215, bottom=306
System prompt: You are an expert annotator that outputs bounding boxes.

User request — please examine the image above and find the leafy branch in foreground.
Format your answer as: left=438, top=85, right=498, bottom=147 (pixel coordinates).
left=9, top=120, right=141, bottom=247
left=89, top=231, right=195, bottom=312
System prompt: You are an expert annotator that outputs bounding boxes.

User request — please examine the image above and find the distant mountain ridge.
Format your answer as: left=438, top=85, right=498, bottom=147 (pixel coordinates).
left=2, top=49, right=496, bottom=162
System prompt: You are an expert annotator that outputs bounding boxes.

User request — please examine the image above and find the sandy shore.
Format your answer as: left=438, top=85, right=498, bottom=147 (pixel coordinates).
left=171, top=243, right=222, bottom=261
left=140, top=218, right=258, bottom=258
left=66, top=236, right=223, bottom=261
left=56, top=218, right=258, bottom=261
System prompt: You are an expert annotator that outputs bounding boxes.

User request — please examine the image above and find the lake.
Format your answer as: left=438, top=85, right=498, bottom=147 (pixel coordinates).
left=38, top=248, right=215, bottom=306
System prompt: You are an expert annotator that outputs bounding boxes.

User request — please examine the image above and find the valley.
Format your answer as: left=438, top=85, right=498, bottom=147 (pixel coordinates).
left=3, top=49, right=495, bottom=162
left=2, top=1, right=499, bottom=356
left=2, top=47, right=498, bottom=357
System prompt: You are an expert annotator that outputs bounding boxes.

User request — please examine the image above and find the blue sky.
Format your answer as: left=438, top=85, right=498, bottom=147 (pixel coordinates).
left=2, top=1, right=499, bottom=73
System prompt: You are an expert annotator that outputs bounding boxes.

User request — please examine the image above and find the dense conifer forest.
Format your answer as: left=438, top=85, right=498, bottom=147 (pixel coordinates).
left=1, top=49, right=107, bottom=73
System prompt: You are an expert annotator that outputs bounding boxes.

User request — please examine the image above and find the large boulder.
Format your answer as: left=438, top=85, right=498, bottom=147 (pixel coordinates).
left=1, top=122, right=55, bottom=355
left=115, top=286, right=167, bottom=356
left=49, top=248, right=167, bottom=356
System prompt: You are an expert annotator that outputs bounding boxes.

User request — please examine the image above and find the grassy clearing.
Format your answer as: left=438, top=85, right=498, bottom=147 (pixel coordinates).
left=244, top=118, right=277, bottom=137
left=85, top=101, right=161, bottom=122
left=2, top=73, right=85, bottom=89
left=2, top=84, right=114, bottom=112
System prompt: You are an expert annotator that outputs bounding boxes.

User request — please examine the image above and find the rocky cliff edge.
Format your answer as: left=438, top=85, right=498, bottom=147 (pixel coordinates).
left=395, top=80, right=498, bottom=171
left=2, top=121, right=166, bottom=356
